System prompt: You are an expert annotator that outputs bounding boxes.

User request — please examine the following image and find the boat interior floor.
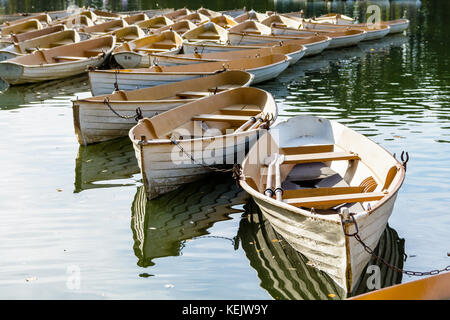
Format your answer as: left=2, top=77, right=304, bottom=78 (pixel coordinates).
left=282, top=162, right=365, bottom=214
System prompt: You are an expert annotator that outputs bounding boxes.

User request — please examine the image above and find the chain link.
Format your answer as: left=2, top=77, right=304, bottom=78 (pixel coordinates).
left=103, top=98, right=143, bottom=121
left=342, top=215, right=450, bottom=277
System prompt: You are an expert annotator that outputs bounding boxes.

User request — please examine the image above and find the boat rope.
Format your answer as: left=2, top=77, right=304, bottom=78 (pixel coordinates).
left=103, top=97, right=143, bottom=121
left=340, top=212, right=450, bottom=277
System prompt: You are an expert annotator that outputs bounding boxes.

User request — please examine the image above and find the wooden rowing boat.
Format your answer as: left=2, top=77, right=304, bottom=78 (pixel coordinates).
left=136, top=16, right=174, bottom=32
left=55, top=14, right=94, bottom=29
left=227, top=20, right=331, bottom=55
left=261, top=14, right=366, bottom=49
left=11, top=25, right=66, bottom=43
left=208, top=15, right=238, bottom=29
left=129, top=87, right=277, bottom=199
left=124, top=13, right=148, bottom=25
left=239, top=115, right=405, bottom=292
left=315, top=14, right=409, bottom=34
left=79, top=19, right=128, bottom=35
left=120, top=9, right=174, bottom=18
left=239, top=203, right=405, bottom=299
left=260, top=14, right=301, bottom=29
left=270, top=26, right=367, bottom=49
left=350, top=272, right=450, bottom=300
left=131, top=175, right=247, bottom=266
left=174, top=12, right=209, bottom=25
left=1, top=19, right=43, bottom=37
left=0, top=29, right=80, bottom=61
left=163, top=8, right=192, bottom=21
left=181, top=22, right=228, bottom=44
left=197, top=8, right=222, bottom=19
left=150, top=43, right=306, bottom=67
left=304, top=20, right=391, bottom=41
left=112, top=26, right=146, bottom=43
left=112, top=30, right=183, bottom=69
left=234, top=10, right=268, bottom=23
left=219, top=8, right=247, bottom=19
left=89, top=54, right=290, bottom=95
left=92, top=9, right=124, bottom=21
left=0, top=24, right=66, bottom=49
left=152, top=20, right=197, bottom=36
left=183, top=36, right=330, bottom=57
left=73, top=70, right=254, bottom=145
left=1, top=13, right=51, bottom=27
left=0, top=35, right=115, bottom=85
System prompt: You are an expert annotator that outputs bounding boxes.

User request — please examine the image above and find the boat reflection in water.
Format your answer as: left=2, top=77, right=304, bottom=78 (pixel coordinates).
left=0, top=74, right=90, bottom=110
left=238, top=200, right=405, bottom=299
left=131, top=175, right=249, bottom=267
left=74, top=137, right=140, bottom=193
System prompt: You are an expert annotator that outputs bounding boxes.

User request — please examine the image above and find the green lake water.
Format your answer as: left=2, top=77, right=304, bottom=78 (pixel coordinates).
left=0, top=0, right=449, bottom=299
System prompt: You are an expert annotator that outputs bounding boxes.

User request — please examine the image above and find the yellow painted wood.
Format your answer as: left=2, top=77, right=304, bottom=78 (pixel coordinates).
left=284, top=152, right=359, bottom=164
left=284, top=192, right=385, bottom=209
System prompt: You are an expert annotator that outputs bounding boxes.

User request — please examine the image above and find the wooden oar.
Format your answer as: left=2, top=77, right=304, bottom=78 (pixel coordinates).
left=264, top=153, right=278, bottom=197
left=274, top=154, right=285, bottom=201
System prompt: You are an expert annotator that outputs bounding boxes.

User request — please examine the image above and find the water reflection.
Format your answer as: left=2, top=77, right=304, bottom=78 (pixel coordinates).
left=0, top=74, right=90, bottom=110
left=130, top=175, right=249, bottom=267
left=238, top=200, right=405, bottom=299
left=74, top=137, right=139, bottom=193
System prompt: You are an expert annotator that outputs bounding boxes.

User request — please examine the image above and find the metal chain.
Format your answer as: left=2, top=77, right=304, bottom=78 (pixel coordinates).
left=342, top=215, right=450, bottom=276
left=169, top=138, right=235, bottom=173
left=103, top=98, right=143, bottom=121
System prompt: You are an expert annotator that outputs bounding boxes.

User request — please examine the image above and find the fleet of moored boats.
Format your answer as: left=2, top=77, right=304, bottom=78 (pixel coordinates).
left=2, top=7, right=445, bottom=299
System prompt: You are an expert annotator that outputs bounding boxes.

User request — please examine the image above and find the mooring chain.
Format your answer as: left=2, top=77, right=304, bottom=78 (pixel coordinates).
left=169, top=138, right=234, bottom=173
left=340, top=214, right=450, bottom=276
left=103, top=97, right=143, bottom=122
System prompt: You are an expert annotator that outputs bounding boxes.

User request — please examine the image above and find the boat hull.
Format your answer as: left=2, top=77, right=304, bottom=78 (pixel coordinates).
left=73, top=100, right=189, bottom=145
left=227, top=34, right=330, bottom=57
left=0, top=55, right=109, bottom=84
left=113, top=47, right=181, bottom=69
left=271, top=28, right=366, bottom=49
left=131, top=129, right=264, bottom=200
left=89, top=59, right=289, bottom=95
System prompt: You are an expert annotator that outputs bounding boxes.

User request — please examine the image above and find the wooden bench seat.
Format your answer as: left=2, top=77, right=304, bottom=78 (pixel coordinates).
left=191, top=114, right=250, bottom=125
left=284, top=191, right=385, bottom=209
left=283, top=152, right=359, bottom=164
left=281, top=144, right=334, bottom=155
left=53, top=56, right=88, bottom=61
left=137, top=48, right=170, bottom=52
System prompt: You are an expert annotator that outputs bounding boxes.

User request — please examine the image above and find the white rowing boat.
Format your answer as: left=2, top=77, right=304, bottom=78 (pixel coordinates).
left=197, top=8, right=222, bottom=19
left=124, top=13, right=148, bottom=25
left=73, top=70, right=253, bottom=145
left=183, top=36, right=330, bottom=58
left=315, top=14, right=409, bottom=34
left=136, top=16, right=174, bottom=32
left=0, top=29, right=80, bottom=61
left=129, top=87, right=277, bottom=199
left=152, top=20, right=197, bottom=35
left=174, top=12, right=209, bottom=25
left=89, top=54, right=290, bottom=95
left=207, top=15, right=238, bottom=29
left=0, top=35, right=115, bottom=85
left=112, top=30, right=183, bottom=69
left=163, top=8, right=192, bottom=21
left=182, top=22, right=228, bottom=44
left=239, top=115, right=405, bottom=292
left=150, top=43, right=306, bottom=67
left=1, top=19, right=43, bottom=37
left=234, top=10, right=268, bottom=23
left=303, top=20, right=391, bottom=41
left=227, top=20, right=331, bottom=55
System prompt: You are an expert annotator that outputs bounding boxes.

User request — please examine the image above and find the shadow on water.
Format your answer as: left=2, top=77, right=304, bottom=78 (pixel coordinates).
left=130, top=175, right=249, bottom=267
left=0, top=74, right=90, bottom=110
left=238, top=199, right=405, bottom=300
left=74, top=137, right=140, bottom=193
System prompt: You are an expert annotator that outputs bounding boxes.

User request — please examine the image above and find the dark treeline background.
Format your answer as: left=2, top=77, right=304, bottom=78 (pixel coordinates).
left=0, top=0, right=420, bottom=22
